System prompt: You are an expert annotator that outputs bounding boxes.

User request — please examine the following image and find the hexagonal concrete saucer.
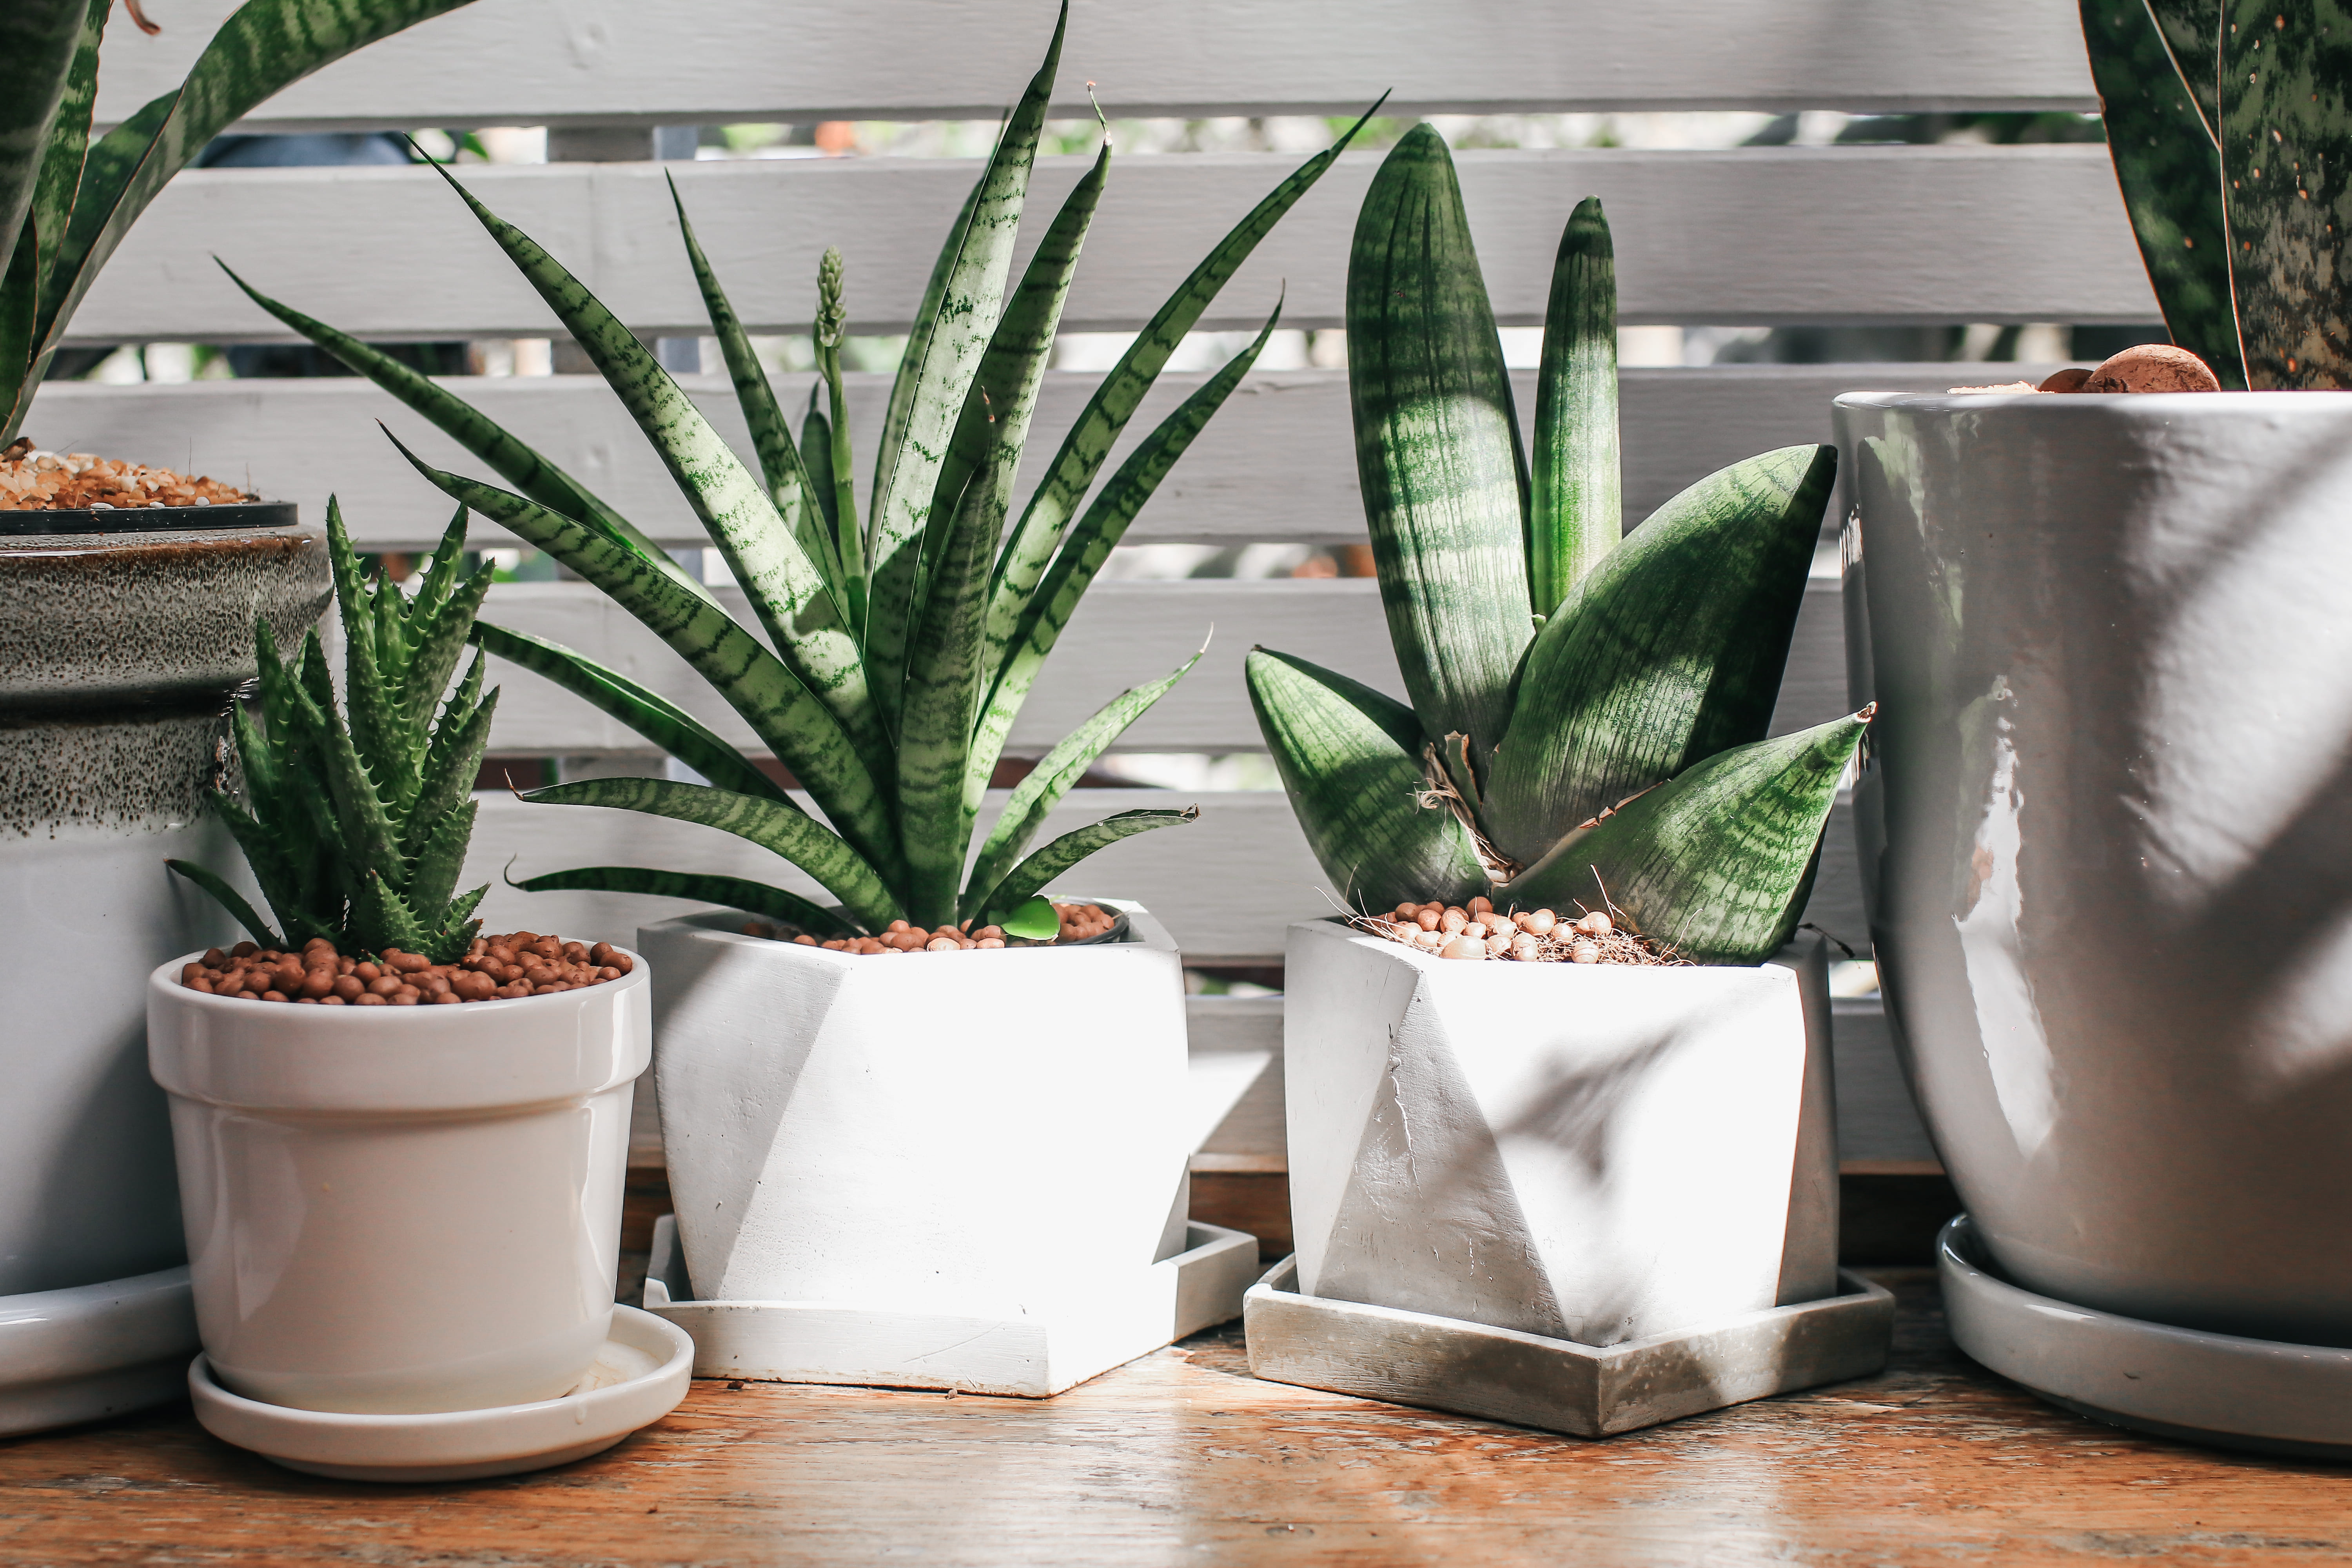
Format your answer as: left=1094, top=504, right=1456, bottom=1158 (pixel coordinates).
left=1245, top=1255, right=1895, bottom=1437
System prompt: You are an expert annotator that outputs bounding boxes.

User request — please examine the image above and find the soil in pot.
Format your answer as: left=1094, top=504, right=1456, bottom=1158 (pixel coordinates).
left=737, top=899, right=1124, bottom=953
left=175, top=932, right=634, bottom=1005
left=1354, top=894, right=1682, bottom=965
left=0, top=439, right=254, bottom=514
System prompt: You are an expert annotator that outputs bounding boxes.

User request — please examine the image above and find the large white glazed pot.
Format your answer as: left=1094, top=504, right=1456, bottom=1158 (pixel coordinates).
left=1839, top=390, right=2352, bottom=1345
left=1282, top=920, right=1837, bottom=1346
left=637, top=903, right=1190, bottom=1315
left=147, top=955, right=650, bottom=1414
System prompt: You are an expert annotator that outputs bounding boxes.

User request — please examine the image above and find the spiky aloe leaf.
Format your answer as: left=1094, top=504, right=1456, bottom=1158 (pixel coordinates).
left=404, top=678, right=496, bottom=857
left=405, top=504, right=471, bottom=629
left=223, top=264, right=717, bottom=608
left=404, top=561, right=494, bottom=733
left=165, top=858, right=285, bottom=950
left=976, top=806, right=1198, bottom=923
left=1486, top=443, right=1835, bottom=867
left=1530, top=196, right=1621, bottom=614
left=894, top=465, right=998, bottom=927
left=414, top=161, right=888, bottom=778
left=468, top=621, right=791, bottom=806
left=1349, top=122, right=1534, bottom=773
left=1246, top=648, right=1486, bottom=911
left=969, top=308, right=1279, bottom=800
left=13, top=0, right=479, bottom=439
left=1501, top=709, right=1869, bottom=964
left=352, top=868, right=440, bottom=958
left=404, top=797, right=478, bottom=919
left=984, top=99, right=1385, bottom=673
left=863, top=3, right=1063, bottom=735
left=510, top=866, right=857, bottom=938
left=324, top=500, right=412, bottom=807
left=390, top=443, right=901, bottom=878
left=519, top=777, right=900, bottom=933
left=960, top=643, right=1203, bottom=922
left=2218, top=0, right=2352, bottom=387
left=2081, top=0, right=2245, bottom=385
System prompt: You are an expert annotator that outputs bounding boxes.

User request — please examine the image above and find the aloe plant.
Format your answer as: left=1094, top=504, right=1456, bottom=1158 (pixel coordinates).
left=167, top=502, right=497, bottom=962
left=2080, top=2, right=2352, bottom=388
left=1, top=0, right=475, bottom=443
left=228, top=11, right=1376, bottom=935
left=1247, top=125, right=1870, bottom=965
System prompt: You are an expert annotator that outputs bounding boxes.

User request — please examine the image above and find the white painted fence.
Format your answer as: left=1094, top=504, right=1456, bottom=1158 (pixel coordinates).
left=35, top=0, right=2122, bottom=1169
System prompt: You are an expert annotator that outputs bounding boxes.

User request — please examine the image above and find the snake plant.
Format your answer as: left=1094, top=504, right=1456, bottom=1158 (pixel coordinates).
left=228, top=10, right=1376, bottom=935
left=1, top=0, right=475, bottom=443
left=168, top=502, right=497, bottom=962
left=2081, top=2, right=2352, bottom=388
left=1247, top=125, right=1870, bottom=965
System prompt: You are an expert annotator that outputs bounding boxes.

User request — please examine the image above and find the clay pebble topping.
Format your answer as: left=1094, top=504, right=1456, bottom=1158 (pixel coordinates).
left=1354, top=896, right=1684, bottom=964
left=178, top=932, right=632, bottom=1004
left=1948, top=343, right=2222, bottom=396
left=0, top=436, right=254, bottom=511
left=739, top=900, right=1118, bottom=953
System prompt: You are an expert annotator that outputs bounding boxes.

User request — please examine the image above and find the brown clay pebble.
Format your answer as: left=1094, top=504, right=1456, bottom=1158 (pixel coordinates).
left=2081, top=343, right=2220, bottom=394
left=2038, top=366, right=2092, bottom=393
left=1440, top=935, right=1488, bottom=960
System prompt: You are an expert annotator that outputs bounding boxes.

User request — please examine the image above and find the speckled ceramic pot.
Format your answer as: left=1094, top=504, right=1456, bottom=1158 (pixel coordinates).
left=0, top=517, right=326, bottom=1307
left=1837, top=391, right=2352, bottom=1348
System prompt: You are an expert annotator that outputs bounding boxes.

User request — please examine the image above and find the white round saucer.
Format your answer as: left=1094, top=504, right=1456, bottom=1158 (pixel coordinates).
left=1940, top=1215, right=2352, bottom=1458
left=0, top=1265, right=198, bottom=1437
left=189, top=1305, right=693, bottom=1482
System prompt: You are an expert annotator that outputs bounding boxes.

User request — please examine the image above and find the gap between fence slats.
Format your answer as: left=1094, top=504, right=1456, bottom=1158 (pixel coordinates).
left=65, top=148, right=2152, bottom=344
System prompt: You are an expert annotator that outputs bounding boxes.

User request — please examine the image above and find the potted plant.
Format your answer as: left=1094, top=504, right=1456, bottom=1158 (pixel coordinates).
left=227, top=11, right=1378, bottom=1394
left=1242, top=123, right=1886, bottom=1437
left=0, top=0, right=479, bottom=1439
left=1838, top=4, right=2352, bottom=1454
left=147, top=503, right=679, bottom=1475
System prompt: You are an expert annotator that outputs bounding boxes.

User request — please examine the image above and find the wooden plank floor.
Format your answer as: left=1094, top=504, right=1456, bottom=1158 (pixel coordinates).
left=1, top=1270, right=2345, bottom=1566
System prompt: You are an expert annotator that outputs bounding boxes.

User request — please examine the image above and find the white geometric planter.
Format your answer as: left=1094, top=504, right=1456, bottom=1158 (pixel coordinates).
left=1281, top=920, right=1838, bottom=1347
left=147, top=956, right=650, bottom=1415
left=637, top=900, right=1212, bottom=1394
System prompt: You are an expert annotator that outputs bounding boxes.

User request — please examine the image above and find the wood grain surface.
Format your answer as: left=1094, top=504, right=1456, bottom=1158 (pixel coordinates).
left=2, top=1273, right=2343, bottom=1566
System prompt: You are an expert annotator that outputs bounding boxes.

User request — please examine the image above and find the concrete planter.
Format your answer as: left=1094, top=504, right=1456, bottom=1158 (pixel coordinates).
left=1838, top=391, right=2352, bottom=1359
left=0, top=516, right=325, bottom=1433
left=636, top=900, right=1203, bottom=1391
left=147, top=956, right=651, bottom=1415
left=1280, top=919, right=1837, bottom=1348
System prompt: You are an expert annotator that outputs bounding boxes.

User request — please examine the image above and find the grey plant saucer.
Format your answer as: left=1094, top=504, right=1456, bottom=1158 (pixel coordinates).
left=1940, top=1215, right=2352, bottom=1459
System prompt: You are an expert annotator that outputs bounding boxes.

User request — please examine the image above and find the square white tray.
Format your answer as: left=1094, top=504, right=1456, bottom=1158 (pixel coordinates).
left=1244, top=1256, right=1894, bottom=1437
left=643, top=1214, right=1259, bottom=1397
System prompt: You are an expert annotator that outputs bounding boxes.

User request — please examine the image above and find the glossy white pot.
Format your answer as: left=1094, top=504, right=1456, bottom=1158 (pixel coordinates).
left=1283, top=920, right=1837, bottom=1346
left=147, top=955, right=650, bottom=1414
left=637, top=903, right=1192, bottom=1356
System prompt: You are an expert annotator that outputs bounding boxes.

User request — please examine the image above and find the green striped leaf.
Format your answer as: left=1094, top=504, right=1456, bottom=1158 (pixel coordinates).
left=871, top=173, right=984, bottom=572
left=0, top=0, right=89, bottom=279
left=221, top=263, right=717, bottom=607
left=1485, top=443, right=1835, bottom=867
left=520, top=777, right=900, bottom=933
left=1500, top=710, right=1869, bottom=965
left=812, top=247, right=863, bottom=627
left=468, top=621, right=790, bottom=807
left=2082, top=0, right=2245, bottom=386
left=1530, top=196, right=1621, bottom=615
left=863, top=2, right=1063, bottom=736
left=416, top=160, right=887, bottom=777
left=390, top=444, right=900, bottom=878
left=978, top=807, right=1198, bottom=922
left=30, top=0, right=479, bottom=393
left=1349, top=122, right=1533, bottom=774
left=1247, top=648, right=1486, bottom=912
left=894, top=463, right=999, bottom=928
left=960, top=642, right=1202, bottom=923
left=509, top=865, right=857, bottom=938
left=668, top=174, right=808, bottom=520
left=969, top=308, right=1279, bottom=800
left=984, top=100, right=1384, bottom=671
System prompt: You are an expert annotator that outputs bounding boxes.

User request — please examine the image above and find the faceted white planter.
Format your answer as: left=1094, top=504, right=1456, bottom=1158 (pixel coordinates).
left=1281, top=920, right=1838, bottom=1347
left=147, top=955, right=650, bottom=1415
left=636, top=900, right=1203, bottom=1394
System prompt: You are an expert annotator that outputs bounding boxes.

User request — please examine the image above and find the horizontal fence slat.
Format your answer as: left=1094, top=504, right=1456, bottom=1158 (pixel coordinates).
left=25, top=364, right=2071, bottom=550
left=471, top=575, right=1849, bottom=757
left=92, top=0, right=2096, bottom=132
left=463, top=789, right=1863, bottom=967
left=62, top=148, right=2153, bottom=344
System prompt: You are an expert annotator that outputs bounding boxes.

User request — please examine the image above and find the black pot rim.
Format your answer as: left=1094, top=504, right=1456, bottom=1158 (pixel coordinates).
left=0, top=499, right=296, bottom=537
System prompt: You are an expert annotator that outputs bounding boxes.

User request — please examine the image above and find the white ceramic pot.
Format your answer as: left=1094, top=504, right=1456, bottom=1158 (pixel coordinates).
left=1283, top=919, right=1836, bottom=1346
left=146, top=955, right=651, bottom=1414
left=638, top=902, right=1190, bottom=1319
